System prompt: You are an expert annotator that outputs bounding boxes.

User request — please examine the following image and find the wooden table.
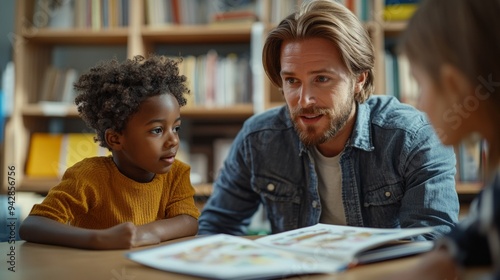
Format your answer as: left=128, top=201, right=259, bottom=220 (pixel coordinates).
left=0, top=238, right=490, bottom=280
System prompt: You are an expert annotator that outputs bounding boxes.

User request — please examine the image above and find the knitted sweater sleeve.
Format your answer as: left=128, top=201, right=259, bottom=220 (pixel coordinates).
left=28, top=160, right=98, bottom=224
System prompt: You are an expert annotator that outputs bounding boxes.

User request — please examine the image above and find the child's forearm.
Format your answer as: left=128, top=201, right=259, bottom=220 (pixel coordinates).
left=19, top=215, right=137, bottom=250
left=137, top=214, right=198, bottom=244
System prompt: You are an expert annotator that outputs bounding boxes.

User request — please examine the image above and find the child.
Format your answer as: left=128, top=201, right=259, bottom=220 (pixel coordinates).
left=393, top=0, right=500, bottom=278
left=19, top=55, right=200, bottom=250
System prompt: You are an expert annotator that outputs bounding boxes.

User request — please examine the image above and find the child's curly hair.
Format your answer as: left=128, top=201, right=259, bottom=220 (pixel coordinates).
left=74, top=55, right=189, bottom=150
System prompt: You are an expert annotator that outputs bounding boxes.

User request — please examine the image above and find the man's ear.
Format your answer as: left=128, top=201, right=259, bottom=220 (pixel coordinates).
left=440, top=64, right=473, bottom=101
left=105, top=129, right=122, bottom=150
left=354, top=71, right=368, bottom=93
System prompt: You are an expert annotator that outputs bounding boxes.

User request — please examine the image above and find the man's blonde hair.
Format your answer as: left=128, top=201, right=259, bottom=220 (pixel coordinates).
left=262, top=0, right=375, bottom=103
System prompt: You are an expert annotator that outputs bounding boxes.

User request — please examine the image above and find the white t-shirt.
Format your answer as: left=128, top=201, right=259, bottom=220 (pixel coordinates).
left=311, top=146, right=346, bottom=225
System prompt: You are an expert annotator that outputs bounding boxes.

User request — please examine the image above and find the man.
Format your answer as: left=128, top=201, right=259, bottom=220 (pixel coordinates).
left=198, top=0, right=459, bottom=240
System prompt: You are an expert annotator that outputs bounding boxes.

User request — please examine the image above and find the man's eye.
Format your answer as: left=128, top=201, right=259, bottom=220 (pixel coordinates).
left=316, top=76, right=330, bottom=83
left=284, top=77, right=296, bottom=84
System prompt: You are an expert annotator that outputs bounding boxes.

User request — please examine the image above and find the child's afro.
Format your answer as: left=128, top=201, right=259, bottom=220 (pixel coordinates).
left=74, top=55, right=189, bottom=149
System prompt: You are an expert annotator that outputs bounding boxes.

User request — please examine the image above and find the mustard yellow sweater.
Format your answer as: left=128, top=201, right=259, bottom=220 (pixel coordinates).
left=30, top=156, right=200, bottom=229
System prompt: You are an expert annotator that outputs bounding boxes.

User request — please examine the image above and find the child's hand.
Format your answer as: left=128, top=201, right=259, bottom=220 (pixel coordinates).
left=95, top=222, right=161, bottom=249
left=93, top=222, right=138, bottom=249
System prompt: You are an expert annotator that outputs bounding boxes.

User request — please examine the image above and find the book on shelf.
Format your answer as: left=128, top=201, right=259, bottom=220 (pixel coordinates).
left=178, top=55, right=196, bottom=107
left=213, top=138, right=233, bottom=180
left=34, top=0, right=128, bottom=29
left=26, top=133, right=110, bottom=178
left=33, top=0, right=74, bottom=28
left=126, top=223, right=435, bottom=280
left=458, top=135, right=485, bottom=182
left=208, top=0, right=259, bottom=24
left=384, top=48, right=398, bottom=98
left=39, top=66, right=78, bottom=104
left=189, top=153, right=208, bottom=185
left=178, top=51, right=251, bottom=108
left=383, top=0, right=420, bottom=21
left=145, top=0, right=264, bottom=26
left=146, top=0, right=171, bottom=26
left=204, top=49, right=218, bottom=107
left=210, top=10, right=258, bottom=24
left=25, top=133, right=64, bottom=177
left=271, top=0, right=311, bottom=24
left=314, top=0, right=372, bottom=22
left=395, top=53, right=418, bottom=107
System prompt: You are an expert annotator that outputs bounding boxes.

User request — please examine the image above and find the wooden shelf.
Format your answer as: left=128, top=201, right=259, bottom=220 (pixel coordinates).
left=18, top=177, right=61, bottom=193
left=193, top=183, right=213, bottom=197
left=181, top=104, right=254, bottom=119
left=22, top=103, right=79, bottom=117
left=21, top=103, right=254, bottom=119
left=456, top=182, right=483, bottom=195
left=21, top=28, right=129, bottom=45
left=19, top=176, right=480, bottom=200
left=383, top=21, right=408, bottom=37
left=142, top=24, right=253, bottom=44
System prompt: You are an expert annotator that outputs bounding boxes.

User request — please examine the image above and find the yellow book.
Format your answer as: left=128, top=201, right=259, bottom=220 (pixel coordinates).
left=62, top=134, right=99, bottom=171
left=383, top=4, right=418, bottom=21
left=60, top=133, right=111, bottom=175
left=182, top=55, right=197, bottom=108
left=26, top=133, right=110, bottom=178
left=26, top=133, right=63, bottom=177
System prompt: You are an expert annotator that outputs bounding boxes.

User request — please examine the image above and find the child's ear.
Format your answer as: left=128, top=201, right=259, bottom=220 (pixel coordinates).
left=105, top=129, right=122, bottom=150
left=440, top=64, right=473, bottom=101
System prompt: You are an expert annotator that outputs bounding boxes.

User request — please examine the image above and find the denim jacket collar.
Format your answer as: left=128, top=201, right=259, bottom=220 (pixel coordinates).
left=349, top=102, right=375, bottom=152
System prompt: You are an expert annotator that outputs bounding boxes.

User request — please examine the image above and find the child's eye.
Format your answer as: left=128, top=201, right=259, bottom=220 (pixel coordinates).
left=151, top=127, right=163, bottom=134
left=173, top=126, right=181, bottom=133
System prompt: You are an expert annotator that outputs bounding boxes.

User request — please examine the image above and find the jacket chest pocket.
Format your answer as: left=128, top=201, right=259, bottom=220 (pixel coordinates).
left=252, top=176, right=302, bottom=231
left=363, top=183, right=404, bottom=228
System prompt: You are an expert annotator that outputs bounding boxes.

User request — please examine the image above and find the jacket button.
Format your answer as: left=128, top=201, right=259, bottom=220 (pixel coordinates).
left=267, top=184, right=275, bottom=191
left=312, top=200, right=319, bottom=208
left=385, top=191, right=391, bottom=198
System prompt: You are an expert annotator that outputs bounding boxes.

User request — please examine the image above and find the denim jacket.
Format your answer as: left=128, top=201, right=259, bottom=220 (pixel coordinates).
left=198, top=96, right=459, bottom=240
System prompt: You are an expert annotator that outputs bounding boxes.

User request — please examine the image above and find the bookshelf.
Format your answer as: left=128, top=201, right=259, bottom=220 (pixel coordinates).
left=4, top=0, right=267, bottom=194
left=2, top=0, right=479, bottom=200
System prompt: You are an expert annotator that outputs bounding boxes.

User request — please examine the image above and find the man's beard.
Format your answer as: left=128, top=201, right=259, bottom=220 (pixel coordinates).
left=290, top=99, right=354, bottom=147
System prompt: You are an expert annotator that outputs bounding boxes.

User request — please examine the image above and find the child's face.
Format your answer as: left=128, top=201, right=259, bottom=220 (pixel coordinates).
left=114, top=94, right=181, bottom=182
left=411, top=64, right=470, bottom=146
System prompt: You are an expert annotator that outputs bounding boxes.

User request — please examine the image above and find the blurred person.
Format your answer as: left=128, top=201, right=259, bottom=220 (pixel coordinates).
left=391, top=0, right=500, bottom=278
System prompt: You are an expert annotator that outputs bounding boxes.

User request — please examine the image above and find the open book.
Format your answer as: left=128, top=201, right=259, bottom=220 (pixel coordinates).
left=126, top=223, right=435, bottom=280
